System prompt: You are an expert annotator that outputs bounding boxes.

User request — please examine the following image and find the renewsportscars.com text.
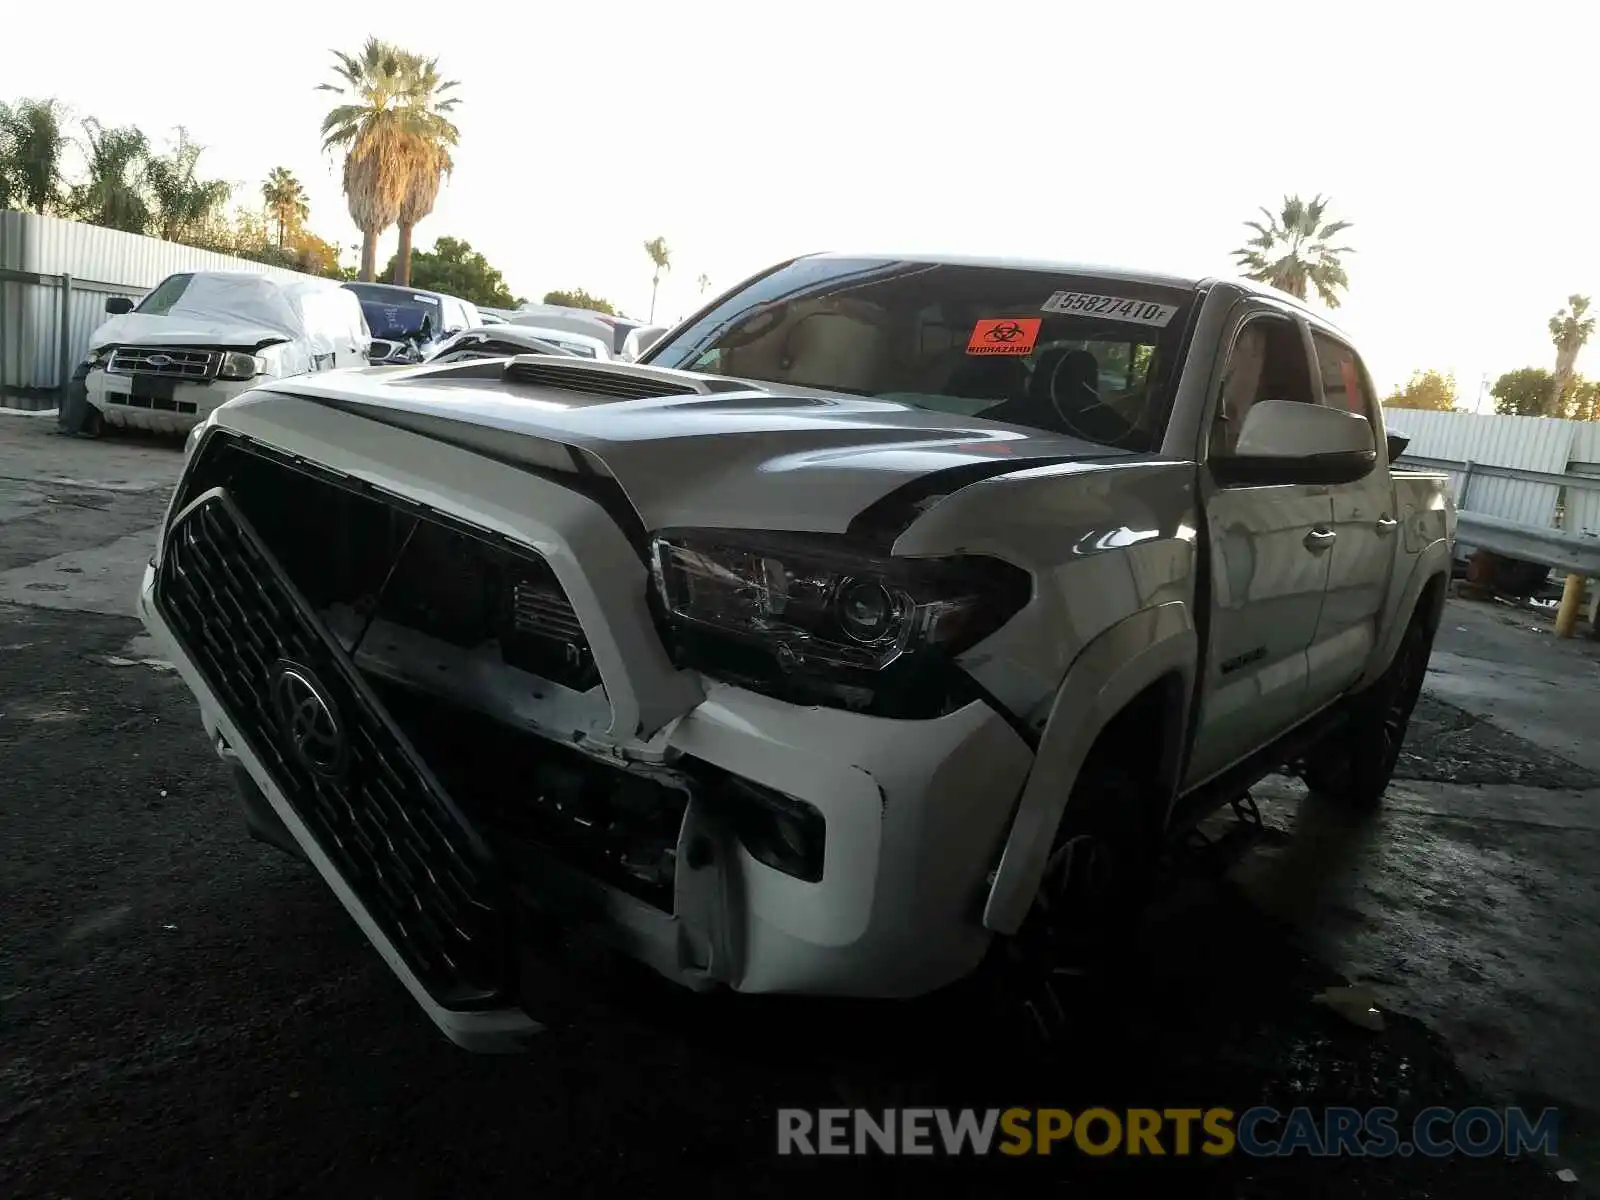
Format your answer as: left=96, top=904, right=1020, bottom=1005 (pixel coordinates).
left=776, top=1106, right=1560, bottom=1158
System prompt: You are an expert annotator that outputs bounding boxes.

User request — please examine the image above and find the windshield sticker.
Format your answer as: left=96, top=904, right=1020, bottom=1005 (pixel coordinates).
left=1041, top=292, right=1178, bottom=327
left=967, top=317, right=1042, bottom=356
left=413, top=295, right=438, bottom=305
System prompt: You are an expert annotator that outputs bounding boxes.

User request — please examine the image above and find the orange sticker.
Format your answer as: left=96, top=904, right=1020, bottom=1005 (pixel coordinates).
left=967, top=318, right=1041, bottom=356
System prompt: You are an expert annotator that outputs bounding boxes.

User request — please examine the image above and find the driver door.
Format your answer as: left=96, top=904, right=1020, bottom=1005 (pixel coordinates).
left=1183, top=307, right=1334, bottom=789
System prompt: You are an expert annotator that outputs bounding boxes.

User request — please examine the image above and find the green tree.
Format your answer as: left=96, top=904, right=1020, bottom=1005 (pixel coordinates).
left=1384, top=369, right=1459, bottom=411
left=143, top=127, right=231, bottom=242
left=1232, top=194, right=1354, bottom=307
left=0, top=97, right=69, bottom=214
left=318, top=38, right=438, bottom=281
left=1492, top=366, right=1553, bottom=417
left=1547, top=295, right=1595, bottom=416
left=643, top=235, right=670, bottom=321
left=392, top=53, right=460, bottom=286
left=542, top=288, right=615, bottom=314
left=261, top=166, right=309, bottom=248
left=71, top=119, right=151, bottom=233
left=381, top=236, right=515, bottom=306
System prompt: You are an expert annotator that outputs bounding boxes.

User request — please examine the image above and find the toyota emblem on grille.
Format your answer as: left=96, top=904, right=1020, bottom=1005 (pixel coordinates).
left=146, top=353, right=174, bottom=368
left=269, top=662, right=346, bottom=777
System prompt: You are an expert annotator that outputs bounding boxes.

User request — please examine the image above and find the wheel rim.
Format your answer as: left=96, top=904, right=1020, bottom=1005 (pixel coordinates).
left=1380, top=630, right=1427, bottom=757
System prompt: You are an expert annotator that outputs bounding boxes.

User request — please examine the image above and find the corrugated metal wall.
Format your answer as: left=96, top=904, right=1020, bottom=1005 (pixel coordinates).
left=1388, top=408, right=1577, bottom=528
left=1, top=212, right=327, bottom=397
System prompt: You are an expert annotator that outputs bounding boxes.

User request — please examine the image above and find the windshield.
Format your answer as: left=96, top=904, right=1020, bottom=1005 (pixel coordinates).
left=135, top=273, right=195, bottom=315
left=642, top=257, right=1200, bottom=450
left=345, top=285, right=442, bottom=340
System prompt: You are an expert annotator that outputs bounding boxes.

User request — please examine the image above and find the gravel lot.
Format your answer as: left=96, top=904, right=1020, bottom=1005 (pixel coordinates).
left=0, top=417, right=1591, bottom=1197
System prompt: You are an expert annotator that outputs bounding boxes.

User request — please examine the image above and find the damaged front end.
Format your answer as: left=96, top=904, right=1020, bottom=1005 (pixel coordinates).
left=148, top=430, right=845, bottom=1037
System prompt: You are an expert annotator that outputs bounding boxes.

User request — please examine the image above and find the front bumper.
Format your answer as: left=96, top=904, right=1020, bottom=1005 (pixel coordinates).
left=86, top=368, right=255, bottom=434
left=135, top=403, right=1034, bottom=1049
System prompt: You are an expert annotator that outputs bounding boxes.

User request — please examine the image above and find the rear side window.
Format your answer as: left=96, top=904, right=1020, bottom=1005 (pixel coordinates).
left=135, top=273, right=194, bottom=316
left=1310, top=332, right=1377, bottom=420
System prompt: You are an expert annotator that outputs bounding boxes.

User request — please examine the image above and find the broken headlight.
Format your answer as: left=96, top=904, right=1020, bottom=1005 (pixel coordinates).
left=649, top=529, right=1030, bottom=678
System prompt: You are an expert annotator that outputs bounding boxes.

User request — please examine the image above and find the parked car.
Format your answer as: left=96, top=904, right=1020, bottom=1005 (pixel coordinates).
left=343, top=282, right=480, bottom=363
left=78, top=271, right=370, bottom=436
left=138, top=252, right=1454, bottom=1051
left=617, top=323, right=669, bottom=361
left=425, top=325, right=577, bottom=363
left=498, top=324, right=610, bottom=359
left=509, top=304, right=635, bottom=353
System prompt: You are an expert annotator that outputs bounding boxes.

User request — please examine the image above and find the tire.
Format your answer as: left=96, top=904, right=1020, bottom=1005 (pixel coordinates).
left=989, top=743, right=1162, bottom=1039
left=1301, top=614, right=1433, bottom=809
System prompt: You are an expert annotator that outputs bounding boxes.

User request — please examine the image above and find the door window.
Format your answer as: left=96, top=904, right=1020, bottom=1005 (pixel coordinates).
left=1310, top=332, right=1377, bottom=422
left=1210, top=315, right=1317, bottom=457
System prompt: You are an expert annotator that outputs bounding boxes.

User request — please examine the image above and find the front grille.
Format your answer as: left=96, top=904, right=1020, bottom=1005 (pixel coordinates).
left=108, top=393, right=198, bottom=414
left=155, top=491, right=516, bottom=1010
left=108, top=345, right=218, bottom=379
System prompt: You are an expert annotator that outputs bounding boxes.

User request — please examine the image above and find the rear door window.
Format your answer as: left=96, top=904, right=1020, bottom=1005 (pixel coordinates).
left=1310, top=331, right=1377, bottom=421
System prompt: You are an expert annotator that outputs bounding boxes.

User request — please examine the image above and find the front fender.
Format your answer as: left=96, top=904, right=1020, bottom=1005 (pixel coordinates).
left=982, top=601, right=1196, bottom=935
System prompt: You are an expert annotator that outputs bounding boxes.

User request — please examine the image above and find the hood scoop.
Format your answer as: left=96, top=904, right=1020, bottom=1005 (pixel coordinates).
left=502, top=356, right=727, bottom=401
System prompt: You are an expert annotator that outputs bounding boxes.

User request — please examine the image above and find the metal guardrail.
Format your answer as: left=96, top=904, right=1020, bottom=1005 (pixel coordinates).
left=1453, top=512, right=1600, bottom=576
left=1397, top=452, right=1600, bottom=576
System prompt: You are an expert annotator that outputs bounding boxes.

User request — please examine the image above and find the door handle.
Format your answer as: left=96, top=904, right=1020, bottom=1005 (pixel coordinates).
left=1376, top=516, right=1399, bottom=536
left=1303, top=527, right=1337, bottom=553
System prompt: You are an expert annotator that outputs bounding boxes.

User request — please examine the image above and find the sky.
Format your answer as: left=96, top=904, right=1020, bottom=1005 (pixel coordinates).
left=11, top=0, right=1599, bottom=403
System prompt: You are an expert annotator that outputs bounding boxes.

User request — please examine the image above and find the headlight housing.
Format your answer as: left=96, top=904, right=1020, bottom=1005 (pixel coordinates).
left=82, top=347, right=109, bottom=369
left=650, top=529, right=1030, bottom=712
left=216, top=351, right=265, bottom=381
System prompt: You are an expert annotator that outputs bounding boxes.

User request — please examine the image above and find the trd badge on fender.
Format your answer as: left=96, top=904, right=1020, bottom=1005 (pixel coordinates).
left=269, top=662, right=347, bottom=778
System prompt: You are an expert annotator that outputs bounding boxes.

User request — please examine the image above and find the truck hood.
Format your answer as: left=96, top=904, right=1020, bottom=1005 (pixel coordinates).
left=234, top=357, right=1134, bottom=536
left=90, top=312, right=293, bottom=351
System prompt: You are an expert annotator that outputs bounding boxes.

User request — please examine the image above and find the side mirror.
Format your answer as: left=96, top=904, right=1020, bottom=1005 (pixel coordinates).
left=366, top=338, right=404, bottom=363
left=105, top=296, right=134, bottom=315
left=1214, top=399, right=1377, bottom=487
left=1386, top=431, right=1411, bottom=461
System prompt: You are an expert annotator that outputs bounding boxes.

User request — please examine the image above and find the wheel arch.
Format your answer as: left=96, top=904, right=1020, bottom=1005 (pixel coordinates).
left=1355, top=538, right=1451, bottom=691
left=981, top=601, right=1196, bottom=935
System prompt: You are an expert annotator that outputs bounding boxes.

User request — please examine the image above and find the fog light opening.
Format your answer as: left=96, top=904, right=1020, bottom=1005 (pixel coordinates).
left=719, top=778, right=825, bottom=883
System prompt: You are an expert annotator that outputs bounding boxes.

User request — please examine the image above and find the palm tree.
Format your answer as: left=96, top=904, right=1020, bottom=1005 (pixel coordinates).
left=644, top=236, right=671, bottom=321
left=318, top=38, right=435, bottom=281
left=71, top=119, right=151, bottom=234
left=0, top=98, right=69, bottom=215
left=144, top=128, right=231, bottom=243
left=391, top=53, right=460, bottom=286
left=262, top=167, right=310, bottom=248
left=696, top=272, right=711, bottom=297
left=1547, top=295, right=1595, bottom=416
left=1232, top=194, right=1354, bottom=308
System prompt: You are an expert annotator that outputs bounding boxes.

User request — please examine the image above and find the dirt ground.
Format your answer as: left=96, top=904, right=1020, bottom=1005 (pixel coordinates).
left=0, top=413, right=1592, bottom=1197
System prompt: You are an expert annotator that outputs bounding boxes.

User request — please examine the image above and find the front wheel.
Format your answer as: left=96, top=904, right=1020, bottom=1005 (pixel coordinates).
left=1300, top=615, right=1434, bottom=809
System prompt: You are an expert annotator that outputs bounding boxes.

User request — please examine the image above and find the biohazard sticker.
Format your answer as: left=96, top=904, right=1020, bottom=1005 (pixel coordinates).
left=1040, top=291, right=1178, bottom=327
left=967, top=318, right=1042, bottom=356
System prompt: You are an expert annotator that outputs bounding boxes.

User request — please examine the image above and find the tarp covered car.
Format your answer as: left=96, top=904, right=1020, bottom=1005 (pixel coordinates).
left=79, top=271, right=371, bottom=435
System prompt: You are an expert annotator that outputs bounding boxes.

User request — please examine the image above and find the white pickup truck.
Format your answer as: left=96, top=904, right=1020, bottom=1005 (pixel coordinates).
left=138, top=253, right=1454, bottom=1051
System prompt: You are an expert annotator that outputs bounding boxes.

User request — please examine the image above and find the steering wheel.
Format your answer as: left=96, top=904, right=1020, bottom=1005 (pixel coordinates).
left=1039, top=350, right=1144, bottom=447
